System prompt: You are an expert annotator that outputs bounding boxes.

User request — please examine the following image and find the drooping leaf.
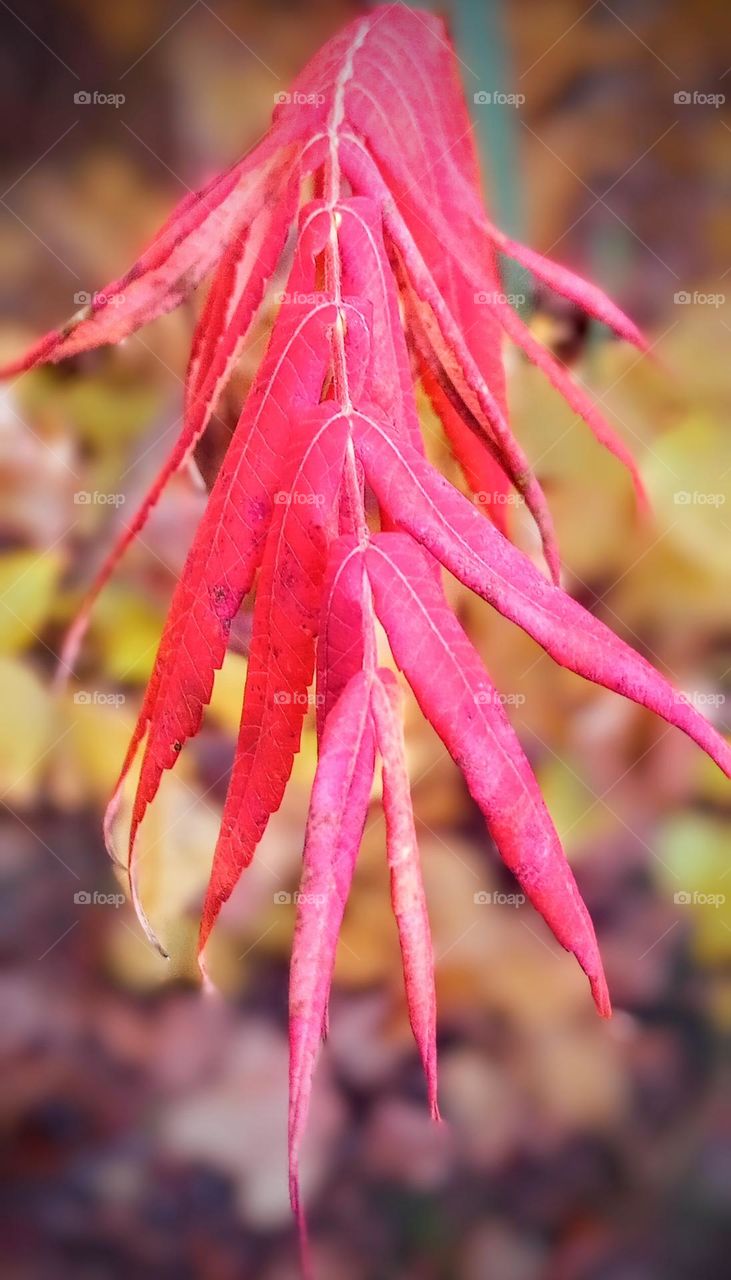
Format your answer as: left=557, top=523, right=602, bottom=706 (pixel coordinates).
left=288, top=670, right=375, bottom=1219
left=3, top=6, right=728, bottom=1253
left=353, top=412, right=731, bottom=775
left=365, top=532, right=610, bottom=1017
left=371, top=667, right=440, bottom=1113
left=316, top=534, right=365, bottom=738
left=199, top=407, right=350, bottom=961
left=113, top=297, right=337, bottom=943
left=492, top=296, right=648, bottom=506
left=340, top=134, right=563, bottom=583
left=0, top=134, right=292, bottom=377
left=58, top=158, right=302, bottom=678
left=480, top=218, right=649, bottom=350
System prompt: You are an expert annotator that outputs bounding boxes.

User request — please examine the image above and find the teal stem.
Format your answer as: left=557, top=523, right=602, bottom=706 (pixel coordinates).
left=402, top=0, right=524, bottom=295
left=449, top=0, right=522, bottom=240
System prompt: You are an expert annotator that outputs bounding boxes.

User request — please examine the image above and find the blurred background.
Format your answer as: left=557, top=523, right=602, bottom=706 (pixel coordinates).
left=1, top=2, right=729, bottom=1277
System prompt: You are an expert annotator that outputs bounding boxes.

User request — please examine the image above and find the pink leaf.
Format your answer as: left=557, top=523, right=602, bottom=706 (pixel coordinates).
left=492, top=296, right=649, bottom=508
left=199, top=407, right=350, bottom=960
left=0, top=133, right=292, bottom=377
left=371, top=668, right=440, bottom=1113
left=57, top=161, right=302, bottom=680
left=316, top=535, right=365, bottom=739
left=366, top=533, right=610, bottom=1016
left=340, top=138, right=562, bottom=582
left=115, top=299, right=337, bottom=946
left=482, top=219, right=648, bottom=350
left=354, top=413, right=731, bottom=778
left=288, top=670, right=375, bottom=1218
left=2, top=8, right=725, bottom=1240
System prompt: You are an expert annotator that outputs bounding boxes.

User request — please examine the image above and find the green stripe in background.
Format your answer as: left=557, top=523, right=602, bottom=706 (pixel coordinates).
left=401, top=0, right=524, bottom=293
left=399, top=0, right=522, bottom=235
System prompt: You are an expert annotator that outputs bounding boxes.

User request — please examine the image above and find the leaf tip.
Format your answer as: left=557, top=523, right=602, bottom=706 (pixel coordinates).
left=102, top=790, right=126, bottom=870
left=197, top=946, right=223, bottom=998
left=129, top=853, right=170, bottom=961
left=591, top=969, right=612, bottom=1020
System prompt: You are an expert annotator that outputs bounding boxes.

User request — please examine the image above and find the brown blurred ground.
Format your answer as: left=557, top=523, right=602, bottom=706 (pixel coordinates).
left=1, top=3, right=730, bottom=1278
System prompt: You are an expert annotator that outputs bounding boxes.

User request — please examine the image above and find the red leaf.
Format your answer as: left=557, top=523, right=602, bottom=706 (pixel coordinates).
left=116, top=299, right=337, bottom=945
left=491, top=295, right=649, bottom=508
left=199, top=407, right=350, bottom=960
left=57, top=160, right=302, bottom=679
left=3, top=6, right=727, bottom=1242
left=354, top=412, right=731, bottom=777
left=403, top=285, right=512, bottom=534
left=342, top=9, right=510, bottom=418
left=366, top=533, right=610, bottom=1017
left=334, top=197, right=424, bottom=453
left=341, top=138, right=563, bottom=581
left=481, top=219, right=648, bottom=350
left=0, top=133, right=292, bottom=377
left=288, top=669, right=375, bottom=1218
left=371, top=668, right=440, bottom=1113
left=316, top=535, right=365, bottom=738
